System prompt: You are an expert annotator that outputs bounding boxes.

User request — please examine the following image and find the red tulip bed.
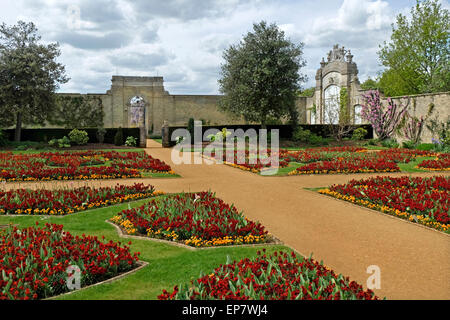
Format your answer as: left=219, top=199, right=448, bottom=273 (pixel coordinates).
left=319, top=176, right=449, bottom=232
left=110, top=192, right=270, bottom=247
left=206, top=149, right=291, bottom=173
left=205, top=146, right=442, bottom=175
left=159, top=250, right=379, bottom=300
left=417, top=153, right=450, bottom=171
left=0, top=183, right=157, bottom=216
left=0, top=223, right=140, bottom=300
left=0, top=151, right=174, bottom=182
left=288, top=148, right=438, bottom=175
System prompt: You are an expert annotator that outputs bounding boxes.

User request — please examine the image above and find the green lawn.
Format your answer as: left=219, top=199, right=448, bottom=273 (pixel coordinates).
left=0, top=198, right=286, bottom=300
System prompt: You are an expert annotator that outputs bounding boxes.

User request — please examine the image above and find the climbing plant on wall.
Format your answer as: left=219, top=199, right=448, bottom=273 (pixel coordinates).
left=50, top=95, right=104, bottom=129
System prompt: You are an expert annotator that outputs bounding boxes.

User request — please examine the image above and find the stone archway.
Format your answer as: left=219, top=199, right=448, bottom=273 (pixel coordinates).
left=129, top=96, right=147, bottom=147
left=324, top=85, right=340, bottom=124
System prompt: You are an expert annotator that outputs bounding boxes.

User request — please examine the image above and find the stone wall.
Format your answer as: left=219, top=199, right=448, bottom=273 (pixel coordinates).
left=50, top=75, right=448, bottom=144
left=388, top=92, right=450, bottom=143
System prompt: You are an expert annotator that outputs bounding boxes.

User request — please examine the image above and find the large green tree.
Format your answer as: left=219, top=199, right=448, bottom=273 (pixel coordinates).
left=378, top=0, right=449, bottom=97
left=0, top=21, right=68, bottom=141
left=218, top=21, right=307, bottom=127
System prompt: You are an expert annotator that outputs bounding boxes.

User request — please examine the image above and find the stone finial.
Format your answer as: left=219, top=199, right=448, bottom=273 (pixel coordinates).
left=320, top=57, right=326, bottom=68
left=346, top=50, right=353, bottom=63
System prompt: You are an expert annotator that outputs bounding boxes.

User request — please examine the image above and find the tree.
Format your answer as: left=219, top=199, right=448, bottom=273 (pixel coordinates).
left=50, top=95, right=104, bottom=129
left=218, top=21, right=307, bottom=128
left=378, top=0, right=449, bottom=96
left=325, top=87, right=353, bottom=142
left=0, top=21, right=68, bottom=141
left=360, top=77, right=381, bottom=91
left=361, top=90, right=410, bottom=141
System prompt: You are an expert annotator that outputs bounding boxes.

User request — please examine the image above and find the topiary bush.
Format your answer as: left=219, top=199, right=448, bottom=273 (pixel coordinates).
left=96, top=127, right=107, bottom=144
left=68, top=129, right=89, bottom=145
left=114, top=127, right=124, bottom=146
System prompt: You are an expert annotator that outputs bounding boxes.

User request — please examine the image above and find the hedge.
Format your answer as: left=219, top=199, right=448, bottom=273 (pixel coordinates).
left=2, top=128, right=141, bottom=146
left=167, top=124, right=373, bottom=146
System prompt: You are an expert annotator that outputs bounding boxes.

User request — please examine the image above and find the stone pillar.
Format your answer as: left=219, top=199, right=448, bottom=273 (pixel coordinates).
left=161, top=120, right=171, bottom=148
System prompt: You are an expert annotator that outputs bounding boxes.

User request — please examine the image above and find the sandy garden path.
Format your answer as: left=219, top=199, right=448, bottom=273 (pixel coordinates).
left=4, top=141, right=449, bottom=300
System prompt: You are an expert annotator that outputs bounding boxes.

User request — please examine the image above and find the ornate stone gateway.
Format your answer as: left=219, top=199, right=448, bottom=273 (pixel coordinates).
left=308, top=44, right=364, bottom=125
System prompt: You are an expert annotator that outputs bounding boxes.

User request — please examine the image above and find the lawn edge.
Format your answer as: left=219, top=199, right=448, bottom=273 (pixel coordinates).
left=106, top=220, right=284, bottom=251
left=45, top=260, right=149, bottom=300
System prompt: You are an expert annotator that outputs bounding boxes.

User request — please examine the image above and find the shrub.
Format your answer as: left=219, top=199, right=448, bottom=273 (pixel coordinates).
left=96, top=127, right=107, bottom=143
left=68, top=129, right=89, bottom=145
left=114, top=127, right=124, bottom=146
left=352, top=128, right=368, bottom=141
left=292, top=127, right=312, bottom=142
left=402, top=140, right=417, bottom=149
left=49, top=137, right=71, bottom=148
left=0, top=130, right=8, bottom=147
left=381, top=138, right=399, bottom=148
left=125, top=136, right=137, bottom=147
left=309, top=134, right=328, bottom=146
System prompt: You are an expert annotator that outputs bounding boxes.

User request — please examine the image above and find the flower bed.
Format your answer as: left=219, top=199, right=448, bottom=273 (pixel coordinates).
left=159, top=250, right=379, bottom=300
left=0, top=183, right=159, bottom=216
left=417, top=153, right=450, bottom=171
left=0, top=223, right=139, bottom=300
left=110, top=192, right=270, bottom=247
left=207, top=150, right=290, bottom=173
left=289, top=158, right=399, bottom=175
left=0, top=151, right=174, bottom=182
left=319, top=176, right=449, bottom=232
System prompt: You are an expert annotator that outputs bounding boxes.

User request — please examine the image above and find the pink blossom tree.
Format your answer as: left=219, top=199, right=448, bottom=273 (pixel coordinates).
left=361, top=90, right=409, bottom=141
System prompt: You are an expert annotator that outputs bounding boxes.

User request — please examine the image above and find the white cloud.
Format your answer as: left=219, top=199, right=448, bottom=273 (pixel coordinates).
left=0, top=0, right=425, bottom=93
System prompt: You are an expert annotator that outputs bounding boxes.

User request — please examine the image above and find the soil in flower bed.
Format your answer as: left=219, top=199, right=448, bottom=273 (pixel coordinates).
left=0, top=183, right=160, bottom=216
left=110, top=192, right=271, bottom=247
left=319, top=176, right=449, bottom=233
left=0, top=150, right=174, bottom=182
left=159, top=250, right=380, bottom=300
left=0, top=223, right=140, bottom=300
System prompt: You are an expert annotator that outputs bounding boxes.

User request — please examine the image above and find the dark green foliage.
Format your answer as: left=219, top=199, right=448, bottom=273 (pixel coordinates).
left=402, top=140, right=417, bottom=149
left=96, top=127, right=107, bottom=144
left=381, top=138, right=400, bottom=148
left=219, top=21, right=307, bottom=126
left=51, top=95, right=104, bottom=129
left=0, top=21, right=68, bottom=141
left=114, top=127, right=124, bottom=146
left=0, top=130, right=8, bottom=147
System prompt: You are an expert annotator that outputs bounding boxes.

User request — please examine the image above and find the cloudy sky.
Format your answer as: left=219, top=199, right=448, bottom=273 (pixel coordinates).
left=2, top=0, right=448, bottom=94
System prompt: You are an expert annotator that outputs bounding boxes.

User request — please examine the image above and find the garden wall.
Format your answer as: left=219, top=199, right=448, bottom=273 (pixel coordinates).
left=385, top=91, right=449, bottom=143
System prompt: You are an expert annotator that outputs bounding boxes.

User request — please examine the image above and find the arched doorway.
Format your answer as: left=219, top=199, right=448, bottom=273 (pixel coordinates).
left=324, top=85, right=340, bottom=124
left=354, top=104, right=362, bottom=124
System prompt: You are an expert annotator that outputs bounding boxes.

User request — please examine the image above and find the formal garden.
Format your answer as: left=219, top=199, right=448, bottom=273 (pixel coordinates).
left=0, top=0, right=449, bottom=304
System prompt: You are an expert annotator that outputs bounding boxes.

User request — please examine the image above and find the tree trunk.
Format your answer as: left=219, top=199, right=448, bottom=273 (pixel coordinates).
left=15, top=112, right=22, bottom=142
